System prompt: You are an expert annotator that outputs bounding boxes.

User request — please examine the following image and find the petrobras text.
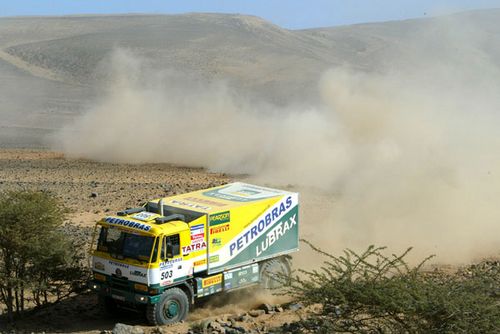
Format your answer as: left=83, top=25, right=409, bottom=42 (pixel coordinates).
left=104, top=217, right=151, bottom=232
left=256, top=213, right=297, bottom=257
left=229, top=196, right=293, bottom=256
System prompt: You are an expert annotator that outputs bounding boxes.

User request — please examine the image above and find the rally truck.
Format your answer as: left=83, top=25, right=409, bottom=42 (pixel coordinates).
left=89, top=182, right=299, bottom=325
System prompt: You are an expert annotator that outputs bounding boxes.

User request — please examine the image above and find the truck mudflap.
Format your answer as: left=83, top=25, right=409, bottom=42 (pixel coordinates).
left=195, top=274, right=223, bottom=297
left=223, top=263, right=260, bottom=291
left=194, top=263, right=261, bottom=298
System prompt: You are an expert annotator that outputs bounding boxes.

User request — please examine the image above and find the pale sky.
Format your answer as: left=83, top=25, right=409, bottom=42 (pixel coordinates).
left=1, top=0, right=500, bottom=29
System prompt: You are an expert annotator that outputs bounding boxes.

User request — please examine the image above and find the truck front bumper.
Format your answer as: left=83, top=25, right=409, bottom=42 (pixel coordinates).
left=89, top=280, right=161, bottom=304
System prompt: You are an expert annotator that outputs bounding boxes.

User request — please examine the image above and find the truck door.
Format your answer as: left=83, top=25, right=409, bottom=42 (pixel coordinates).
left=158, top=234, right=190, bottom=286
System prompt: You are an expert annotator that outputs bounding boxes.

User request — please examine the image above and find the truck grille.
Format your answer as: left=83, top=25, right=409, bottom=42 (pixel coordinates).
left=109, top=276, right=131, bottom=291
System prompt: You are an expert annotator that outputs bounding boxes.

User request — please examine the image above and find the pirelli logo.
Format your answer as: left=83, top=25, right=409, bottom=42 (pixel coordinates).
left=194, top=259, right=206, bottom=266
left=210, top=224, right=230, bottom=234
left=202, top=274, right=222, bottom=288
left=209, top=211, right=230, bottom=226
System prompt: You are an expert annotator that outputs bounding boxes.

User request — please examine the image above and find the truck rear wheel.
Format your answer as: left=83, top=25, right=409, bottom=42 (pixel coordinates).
left=260, top=257, right=291, bottom=289
left=146, top=288, right=189, bottom=325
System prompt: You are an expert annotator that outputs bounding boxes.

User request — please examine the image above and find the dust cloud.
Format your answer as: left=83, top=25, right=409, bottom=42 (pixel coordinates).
left=54, top=18, right=500, bottom=264
left=188, top=289, right=290, bottom=321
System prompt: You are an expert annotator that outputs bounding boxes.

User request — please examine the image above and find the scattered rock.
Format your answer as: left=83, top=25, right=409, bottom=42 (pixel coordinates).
left=151, top=327, right=165, bottom=334
left=112, top=323, right=144, bottom=334
left=202, top=319, right=212, bottom=332
left=287, top=302, right=304, bottom=311
left=258, top=304, right=274, bottom=314
left=231, top=325, right=248, bottom=333
left=237, top=314, right=251, bottom=322
left=248, top=309, right=265, bottom=317
left=210, top=321, right=223, bottom=331
left=90, top=192, right=98, bottom=198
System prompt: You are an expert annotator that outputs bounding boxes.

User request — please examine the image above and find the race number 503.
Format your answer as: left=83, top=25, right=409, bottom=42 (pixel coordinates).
left=161, top=270, right=173, bottom=280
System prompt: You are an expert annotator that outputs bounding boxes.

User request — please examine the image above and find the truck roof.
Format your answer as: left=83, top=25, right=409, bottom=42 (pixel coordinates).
left=151, top=182, right=296, bottom=215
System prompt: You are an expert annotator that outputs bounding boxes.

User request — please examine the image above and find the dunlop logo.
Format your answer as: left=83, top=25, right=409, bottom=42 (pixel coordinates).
left=209, top=211, right=230, bottom=226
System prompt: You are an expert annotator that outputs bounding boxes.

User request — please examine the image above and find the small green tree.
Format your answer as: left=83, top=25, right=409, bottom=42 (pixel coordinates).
left=0, top=190, right=88, bottom=322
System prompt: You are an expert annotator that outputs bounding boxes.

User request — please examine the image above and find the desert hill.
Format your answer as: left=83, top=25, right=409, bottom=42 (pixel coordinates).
left=0, top=10, right=499, bottom=147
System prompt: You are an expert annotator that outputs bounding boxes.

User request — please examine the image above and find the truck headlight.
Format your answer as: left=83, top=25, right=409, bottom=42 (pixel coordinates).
left=135, top=295, right=148, bottom=303
left=134, top=283, right=148, bottom=292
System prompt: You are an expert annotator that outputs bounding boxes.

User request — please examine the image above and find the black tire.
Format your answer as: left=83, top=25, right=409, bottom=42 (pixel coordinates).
left=98, top=295, right=119, bottom=315
left=146, top=287, right=189, bottom=325
left=259, top=257, right=292, bottom=289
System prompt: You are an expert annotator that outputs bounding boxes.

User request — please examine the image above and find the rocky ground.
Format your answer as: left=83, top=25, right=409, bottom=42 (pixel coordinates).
left=0, top=149, right=306, bottom=333
left=1, top=288, right=309, bottom=333
left=0, top=149, right=231, bottom=227
left=1, top=149, right=498, bottom=333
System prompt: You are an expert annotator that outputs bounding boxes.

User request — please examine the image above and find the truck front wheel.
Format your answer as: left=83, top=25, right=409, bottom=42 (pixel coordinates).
left=260, top=257, right=291, bottom=289
left=146, top=288, right=189, bottom=325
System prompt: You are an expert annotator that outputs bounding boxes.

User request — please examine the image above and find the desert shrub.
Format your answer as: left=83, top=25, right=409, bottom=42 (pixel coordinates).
left=0, top=190, right=89, bottom=322
left=283, top=241, right=500, bottom=333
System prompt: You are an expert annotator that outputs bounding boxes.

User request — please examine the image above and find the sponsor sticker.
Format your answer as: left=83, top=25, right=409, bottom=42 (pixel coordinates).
left=190, top=224, right=205, bottom=241
left=256, top=213, right=297, bottom=257
left=229, top=196, right=293, bottom=256
left=182, top=241, right=207, bottom=254
left=109, top=260, right=129, bottom=269
left=94, top=261, right=105, bottom=270
left=159, top=258, right=182, bottom=269
left=184, top=196, right=227, bottom=208
left=171, top=199, right=210, bottom=211
left=209, top=211, right=230, bottom=226
left=210, top=223, right=230, bottom=234
left=105, top=217, right=151, bottom=232
left=232, top=189, right=260, bottom=197
left=131, top=212, right=158, bottom=221
left=203, top=184, right=282, bottom=202
left=202, top=274, right=222, bottom=288
left=194, top=259, right=207, bottom=266
left=182, top=223, right=207, bottom=254
left=209, top=255, right=220, bottom=263
left=130, top=270, right=146, bottom=277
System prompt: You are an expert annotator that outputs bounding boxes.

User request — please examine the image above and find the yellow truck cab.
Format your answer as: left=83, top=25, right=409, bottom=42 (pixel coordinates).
left=90, top=182, right=299, bottom=325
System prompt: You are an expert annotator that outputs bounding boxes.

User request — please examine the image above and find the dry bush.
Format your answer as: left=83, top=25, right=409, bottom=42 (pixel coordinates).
left=283, top=241, right=499, bottom=333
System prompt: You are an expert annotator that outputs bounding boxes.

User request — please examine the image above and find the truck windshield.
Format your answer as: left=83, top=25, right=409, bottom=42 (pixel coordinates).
left=96, top=226, right=155, bottom=263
